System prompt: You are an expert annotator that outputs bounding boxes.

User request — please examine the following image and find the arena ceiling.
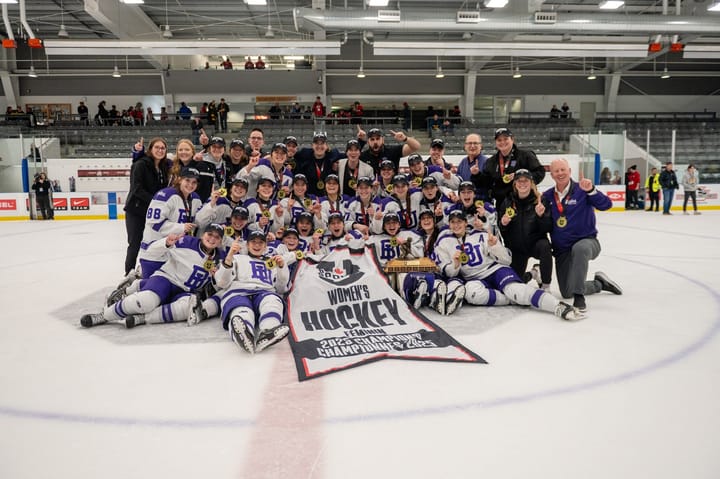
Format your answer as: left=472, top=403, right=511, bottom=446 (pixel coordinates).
left=5, top=0, right=720, bottom=79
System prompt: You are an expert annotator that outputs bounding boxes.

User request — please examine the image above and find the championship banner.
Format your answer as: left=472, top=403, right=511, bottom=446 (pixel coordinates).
left=286, top=246, right=486, bottom=381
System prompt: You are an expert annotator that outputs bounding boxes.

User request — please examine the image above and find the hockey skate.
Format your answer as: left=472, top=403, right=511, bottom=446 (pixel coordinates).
left=555, top=302, right=586, bottom=321
left=445, top=285, right=466, bottom=316
left=530, top=264, right=542, bottom=288
left=255, top=324, right=290, bottom=353
left=411, top=278, right=429, bottom=309
left=230, top=316, right=255, bottom=354
left=80, top=313, right=107, bottom=328
left=123, top=315, right=145, bottom=329
left=107, top=268, right=140, bottom=306
left=187, top=293, right=207, bottom=326
left=431, top=281, right=448, bottom=315
left=595, top=271, right=623, bottom=295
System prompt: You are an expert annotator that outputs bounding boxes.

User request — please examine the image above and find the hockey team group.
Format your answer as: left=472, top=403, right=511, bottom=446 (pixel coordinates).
left=80, top=126, right=623, bottom=354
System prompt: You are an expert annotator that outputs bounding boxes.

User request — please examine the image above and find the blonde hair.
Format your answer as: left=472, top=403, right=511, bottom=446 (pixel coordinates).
left=169, top=139, right=196, bottom=181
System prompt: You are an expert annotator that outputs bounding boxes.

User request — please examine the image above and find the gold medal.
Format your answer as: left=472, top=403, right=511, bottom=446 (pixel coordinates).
left=295, top=250, right=305, bottom=260
left=265, top=258, right=276, bottom=268
left=556, top=216, right=567, bottom=228
left=459, top=253, right=469, bottom=264
left=304, top=198, right=312, bottom=209
left=389, top=236, right=398, bottom=247
left=386, top=184, right=394, bottom=193
left=413, top=177, right=422, bottom=187
left=474, top=200, right=483, bottom=209
left=349, top=178, right=357, bottom=189
left=505, top=207, right=516, bottom=218
left=315, top=228, right=324, bottom=235
left=277, top=189, right=286, bottom=199
left=224, top=226, right=234, bottom=236
left=203, top=259, right=215, bottom=271
left=217, top=188, right=227, bottom=197
left=316, top=180, right=325, bottom=190
left=502, top=174, right=512, bottom=184
left=262, top=210, right=271, bottom=218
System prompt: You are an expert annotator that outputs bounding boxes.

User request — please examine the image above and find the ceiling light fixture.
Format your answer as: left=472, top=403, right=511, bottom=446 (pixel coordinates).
left=660, top=67, right=670, bottom=79
left=112, top=65, right=121, bottom=78
left=163, top=25, right=172, bottom=38
left=357, top=39, right=366, bottom=78
left=57, top=0, right=68, bottom=37
left=367, top=0, right=390, bottom=6
left=435, top=56, right=444, bottom=78
left=265, top=24, right=274, bottom=38
left=120, top=0, right=145, bottom=4
left=244, top=0, right=267, bottom=5
left=512, top=66, right=522, bottom=78
left=587, top=67, right=597, bottom=80
left=599, top=0, right=624, bottom=9
left=486, top=0, right=509, bottom=8
left=28, top=65, right=37, bottom=77
left=462, top=32, right=473, bottom=41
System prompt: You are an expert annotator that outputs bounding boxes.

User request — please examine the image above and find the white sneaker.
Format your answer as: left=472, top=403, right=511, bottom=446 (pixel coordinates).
left=445, top=285, right=466, bottom=316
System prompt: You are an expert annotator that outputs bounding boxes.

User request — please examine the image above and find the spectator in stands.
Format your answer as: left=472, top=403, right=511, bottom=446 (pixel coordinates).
left=218, top=98, right=230, bottom=133
left=96, top=100, right=109, bottom=125
left=483, top=127, right=545, bottom=208
left=121, top=109, right=133, bottom=126
left=600, top=167, right=612, bottom=185
left=52, top=180, right=62, bottom=192
left=550, top=104, right=561, bottom=119
left=312, top=96, right=325, bottom=118
left=645, top=167, right=660, bottom=212
left=255, top=57, right=266, bottom=69
left=427, top=113, right=442, bottom=138
left=611, top=170, right=621, bottom=185
left=200, top=102, right=208, bottom=119
left=351, top=101, right=364, bottom=125
left=204, top=61, right=211, bottom=70
left=207, top=100, right=218, bottom=129
left=625, top=165, right=641, bottom=210
left=77, top=101, right=89, bottom=125
left=303, top=106, right=312, bottom=120
left=543, top=158, right=622, bottom=313
left=160, top=106, right=169, bottom=121
left=69, top=176, right=76, bottom=192
left=178, top=102, right=192, bottom=120
left=402, top=102, right=411, bottom=130
left=244, top=57, right=255, bottom=70
left=681, top=164, right=701, bottom=215
left=146, top=107, right=154, bottom=124
left=360, top=127, right=421, bottom=175
left=560, top=102, right=570, bottom=118
left=123, top=137, right=169, bottom=275
left=134, top=102, right=144, bottom=126
left=191, top=117, right=204, bottom=145
left=660, top=162, right=679, bottom=215
left=290, top=102, right=302, bottom=119
left=25, top=106, right=36, bottom=128
left=268, top=102, right=282, bottom=120
left=221, top=58, right=233, bottom=70
left=109, top=105, right=120, bottom=125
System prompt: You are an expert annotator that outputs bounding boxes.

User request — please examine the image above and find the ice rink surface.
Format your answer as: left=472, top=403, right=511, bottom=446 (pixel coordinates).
left=1, top=211, right=719, bottom=479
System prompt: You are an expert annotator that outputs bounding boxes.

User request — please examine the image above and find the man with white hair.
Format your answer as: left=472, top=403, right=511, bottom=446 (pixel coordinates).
left=542, top=158, right=622, bottom=314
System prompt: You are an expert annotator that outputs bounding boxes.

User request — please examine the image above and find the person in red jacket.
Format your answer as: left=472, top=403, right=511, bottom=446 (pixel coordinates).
left=312, top=96, right=325, bottom=118
left=625, top=164, right=641, bottom=210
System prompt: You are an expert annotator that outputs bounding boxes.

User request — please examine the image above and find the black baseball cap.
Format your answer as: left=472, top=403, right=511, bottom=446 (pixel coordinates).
left=325, top=174, right=340, bottom=184
left=346, top=139, right=360, bottom=150
left=248, top=230, right=267, bottom=242
left=419, top=209, right=435, bottom=219
left=292, top=173, right=308, bottom=184
left=459, top=181, right=475, bottom=192
left=494, top=127, right=513, bottom=139
left=231, top=206, right=249, bottom=218
left=230, top=139, right=245, bottom=149
left=312, top=132, right=328, bottom=143
left=180, top=167, right=200, bottom=179
left=513, top=169, right=533, bottom=181
left=382, top=212, right=401, bottom=225
left=407, top=153, right=424, bottom=165
left=421, top=176, right=438, bottom=187
left=327, top=211, right=344, bottom=222
left=209, top=136, right=226, bottom=147
left=232, top=177, right=249, bottom=188
left=204, top=223, right=224, bottom=237
left=296, top=211, right=314, bottom=223
left=430, top=138, right=445, bottom=149
left=380, top=160, right=395, bottom=170
left=271, top=142, right=288, bottom=153
left=392, top=174, right=409, bottom=185
left=356, top=176, right=373, bottom=186
left=283, top=136, right=298, bottom=146
left=368, top=128, right=383, bottom=138
left=283, top=227, right=299, bottom=238
left=448, top=209, right=467, bottom=221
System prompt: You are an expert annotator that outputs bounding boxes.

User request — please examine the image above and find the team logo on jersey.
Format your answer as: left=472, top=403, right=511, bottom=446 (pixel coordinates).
left=316, top=259, right=364, bottom=286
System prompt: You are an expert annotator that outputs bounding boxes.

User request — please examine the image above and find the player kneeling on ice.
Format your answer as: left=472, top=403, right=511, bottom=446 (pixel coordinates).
left=81, top=224, right=226, bottom=329
left=433, top=210, right=584, bottom=320
left=215, top=231, right=291, bottom=354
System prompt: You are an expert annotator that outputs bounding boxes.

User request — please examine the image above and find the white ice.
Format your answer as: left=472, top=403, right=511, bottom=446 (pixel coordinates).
left=1, top=211, right=719, bottom=479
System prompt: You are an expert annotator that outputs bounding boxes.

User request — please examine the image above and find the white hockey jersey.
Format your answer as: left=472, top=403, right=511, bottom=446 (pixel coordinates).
left=144, top=235, right=225, bottom=292
left=243, top=197, right=284, bottom=234
left=140, top=187, right=202, bottom=250
left=366, top=230, right=424, bottom=267
left=434, top=228, right=512, bottom=281
left=215, top=253, right=291, bottom=296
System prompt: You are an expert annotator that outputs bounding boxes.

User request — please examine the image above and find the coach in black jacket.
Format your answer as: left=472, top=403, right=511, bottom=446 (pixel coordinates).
left=482, top=127, right=545, bottom=208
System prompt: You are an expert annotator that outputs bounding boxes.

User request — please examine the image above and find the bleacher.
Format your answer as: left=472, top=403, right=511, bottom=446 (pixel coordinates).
left=596, top=112, right=720, bottom=182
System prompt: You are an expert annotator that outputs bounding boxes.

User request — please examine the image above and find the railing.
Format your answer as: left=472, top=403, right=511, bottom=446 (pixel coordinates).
left=508, top=111, right=574, bottom=121
left=596, top=111, right=717, bottom=121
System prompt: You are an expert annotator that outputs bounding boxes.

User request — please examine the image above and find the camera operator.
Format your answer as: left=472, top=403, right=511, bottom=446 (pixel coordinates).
left=32, top=172, right=54, bottom=220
